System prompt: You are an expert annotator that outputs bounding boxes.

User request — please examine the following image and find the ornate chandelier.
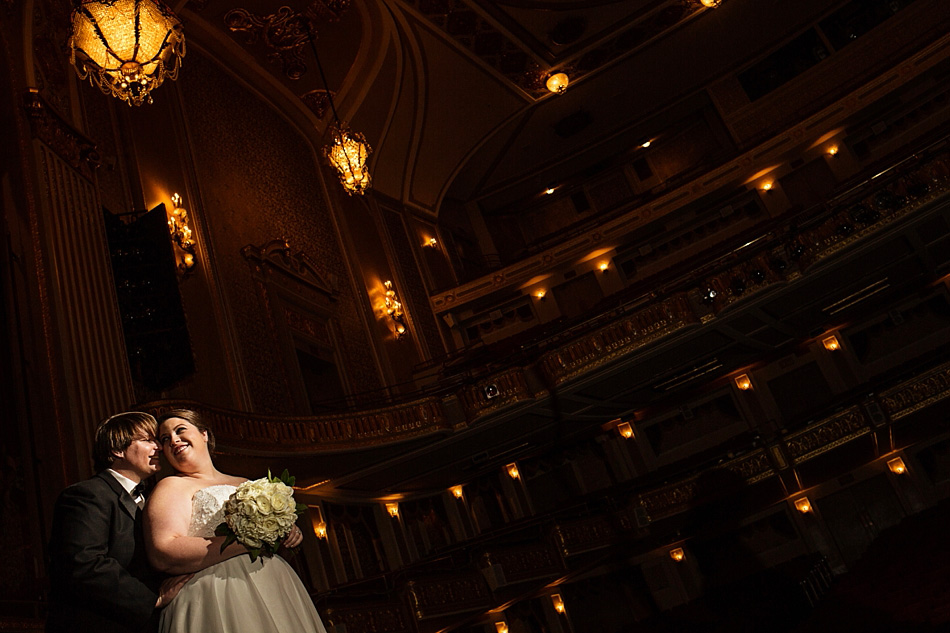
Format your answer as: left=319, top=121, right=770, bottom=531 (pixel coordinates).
left=68, top=0, right=186, bottom=106
left=305, top=23, right=372, bottom=195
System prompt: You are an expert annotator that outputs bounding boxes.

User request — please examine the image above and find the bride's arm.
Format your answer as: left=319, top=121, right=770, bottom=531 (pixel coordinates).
left=144, top=479, right=247, bottom=574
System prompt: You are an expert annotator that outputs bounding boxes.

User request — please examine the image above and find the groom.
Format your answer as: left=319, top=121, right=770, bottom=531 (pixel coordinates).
left=46, top=411, right=191, bottom=633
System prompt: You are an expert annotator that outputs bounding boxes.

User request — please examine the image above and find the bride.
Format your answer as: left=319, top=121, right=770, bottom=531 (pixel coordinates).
left=145, top=409, right=327, bottom=633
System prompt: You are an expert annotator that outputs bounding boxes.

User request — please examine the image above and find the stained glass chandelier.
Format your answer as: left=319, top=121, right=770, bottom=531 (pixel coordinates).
left=68, top=0, right=186, bottom=106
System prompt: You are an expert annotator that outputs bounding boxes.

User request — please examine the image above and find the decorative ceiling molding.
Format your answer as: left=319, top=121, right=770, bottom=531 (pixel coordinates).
left=224, top=6, right=312, bottom=80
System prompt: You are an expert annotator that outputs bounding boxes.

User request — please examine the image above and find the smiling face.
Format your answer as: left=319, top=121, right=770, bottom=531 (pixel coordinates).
left=158, top=417, right=210, bottom=472
left=112, top=433, right=161, bottom=482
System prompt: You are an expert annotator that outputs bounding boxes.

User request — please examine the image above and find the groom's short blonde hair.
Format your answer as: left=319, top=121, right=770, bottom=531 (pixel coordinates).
left=93, top=411, right=158, bottom=472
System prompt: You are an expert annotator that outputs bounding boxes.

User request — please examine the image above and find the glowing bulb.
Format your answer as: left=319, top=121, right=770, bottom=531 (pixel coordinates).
left=385, top=502, right=399, bottom=518
left=827, top=145, right=839, bottom=156
left=887, top=457, right=906, bottom=475
left=545, top=187, right=556, bottom=195
left=546, top=72, right=569, bottom=94
left=551, top=594, right=565, bottom=613
left=506, top=463, right=520, bottom=479
left=535, top=289, right=546, bottom=300
left=701, top=0, right=722, bottom=7
left=599, top=262, right=609, bottom=273
left=450, top=485, right=464, bottom=499
left=670, top=548, right=685, bottom=562
left=761, top=181, right=774, bottom=192
left=794, top=498, right=812, bottom=514
left=822, top=335, right=840, bottom=351
left=617, top=421, right=634, bottom=439
left=641, top=141, right=651, bottom=148
left=735, top=374, right=752, bottom=391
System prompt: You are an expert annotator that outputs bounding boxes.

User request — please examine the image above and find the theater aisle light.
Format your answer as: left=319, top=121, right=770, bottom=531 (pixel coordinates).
left=822, top=335, right=841, bottom=351
left=506, top=463, right=520, bottom=479
left=735, top=374, right=753, bottom=391
left=617, top=421, right=634, bottom=439
left=383, top=281, right=408, bottom=339
left=167, top=193, right=196, bottom=275
left=888, top=457, right=907, bottom=475
left=794, top=497, right=812, bottom=514
left=546, top=72, right=569, bottom=94
left=68, top=0, right=186, bottom=106
left=669, top=547, right=685, bottom=562
left=551, top=594, right=565, bottom=614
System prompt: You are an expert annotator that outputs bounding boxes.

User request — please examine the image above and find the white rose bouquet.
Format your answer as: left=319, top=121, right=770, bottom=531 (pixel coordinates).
left=215, top=469, right=308, bottom=562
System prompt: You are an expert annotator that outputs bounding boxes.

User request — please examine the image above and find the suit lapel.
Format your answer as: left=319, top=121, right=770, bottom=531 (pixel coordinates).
left=96, top=471, right=138, bottom=519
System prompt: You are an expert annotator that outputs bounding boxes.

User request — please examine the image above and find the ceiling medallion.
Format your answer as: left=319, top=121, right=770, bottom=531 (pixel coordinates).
left=306, top=0, right=351, bottom=22
left=224, top=6, right=311, bottom=80
left=68, top=0, right=186, bottom=106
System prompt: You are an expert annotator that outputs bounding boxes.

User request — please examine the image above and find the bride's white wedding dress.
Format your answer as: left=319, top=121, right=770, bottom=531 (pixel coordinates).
left=159, top=484, right=327, bottom=633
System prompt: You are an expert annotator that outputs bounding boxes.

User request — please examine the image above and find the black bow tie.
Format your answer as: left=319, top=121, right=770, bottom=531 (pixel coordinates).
left=132, top=483, right=146, bottom=498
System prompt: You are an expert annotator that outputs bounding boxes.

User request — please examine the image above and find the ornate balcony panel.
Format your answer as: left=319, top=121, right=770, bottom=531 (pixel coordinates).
left=784, top=407, right=870, bottom=464
left=481, top=542, right=564, bottom=584
left=142, top=398, right=453, bottom=452
left=458, top=368, right=534, bottom=421
left=553, top=516, right=622, bottom=557
left=539, top=294, right=697, bottom=386
left=324, top=602, right=414, bottom=633
left=406, top=573, right=492, bottom=619
left=880, top=360, right=950, bottom=421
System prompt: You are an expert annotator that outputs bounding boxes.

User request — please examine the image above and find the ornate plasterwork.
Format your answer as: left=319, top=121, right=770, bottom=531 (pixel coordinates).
left=224, top=7, right=312, bottom=80
left=24, top=90, right=100, bottom=181
left=880, top=360, right=950, bottom=420
left=785, top=407, right=870, bottom=464
left=241, top=238, right=339, bottom=297
left=407, top=573, right=491, bottom=619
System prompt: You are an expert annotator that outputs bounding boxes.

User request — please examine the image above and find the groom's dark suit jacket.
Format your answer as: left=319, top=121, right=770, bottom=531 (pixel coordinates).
left=46, top=471, right=160, bottom=633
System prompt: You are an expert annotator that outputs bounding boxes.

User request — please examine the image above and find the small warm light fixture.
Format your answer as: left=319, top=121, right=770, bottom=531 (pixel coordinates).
left=760, top=181, right=774, bottom=192
left=669, top=547, right=685, bottom=562
left=546, top=72, right=569, bottom=94
left=506, top=463, right=520, bottom=479
left=534, top=289, right=547, bottom=300
left=794, top=497, right=812, bottom=514
left=641, top=140, right=652, bottom=148
left=617, top=421, right=634, bottom=439
left=887, top=457, right=907, bottom=475
left=385, top=502, right=399, bottom=518
left=310, top=506, right=327, bottom=539
left=599, top=261, right=610, bottom=273
left=423, top=237, right=438, bottom=248
left=68, top=0, right=186, bottom=106
left=545, top=187, right=556, bottom=195
left=551, top=594, right=565, bottom=614
left=700, top=0, right=722, bottom=7
left=822, top=335, right=841, bottom=351
left=735, top=374, right=752, bottom=391
left=450, top=485, right=464, bottom=499
left=827, top=145, right=839, bottom=156
left=384, top=281, right=408, bottom=339
left=495, top=622, right=509, bottom=633
left=167, top=193, right=196, bottom=275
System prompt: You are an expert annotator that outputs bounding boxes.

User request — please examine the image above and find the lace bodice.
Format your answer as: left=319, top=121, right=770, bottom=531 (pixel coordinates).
left=189, top=484, right=236, bottom=538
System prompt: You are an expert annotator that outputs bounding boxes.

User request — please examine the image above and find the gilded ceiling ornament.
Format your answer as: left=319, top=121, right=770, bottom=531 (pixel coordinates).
left=306, top=0, right=351, bottom=22
left=224, top=6, right=311, bottom=80
left=301, top=88, right=333, bottom=119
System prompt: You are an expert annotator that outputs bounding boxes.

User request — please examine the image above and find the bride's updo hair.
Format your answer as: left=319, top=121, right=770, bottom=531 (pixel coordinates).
left=157, top=408, right=216, bottom=453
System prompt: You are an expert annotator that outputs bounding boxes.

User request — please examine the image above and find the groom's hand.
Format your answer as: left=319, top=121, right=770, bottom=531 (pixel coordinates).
left=156, top=573, right=194, bottom=609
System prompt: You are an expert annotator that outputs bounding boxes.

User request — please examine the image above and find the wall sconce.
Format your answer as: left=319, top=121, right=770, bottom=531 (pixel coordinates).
left=309, top=506, right=327, bottom=539
left=383, top=281, right=408, bottom=339
left=167, top=193, right=196, bottom=276
left=887, top=457, right=907, bottom=475
left=827, top=145, right=839, bottom=156
left=700, top=0, right=722, bottom=7
left=385, top=502, right=399, bottom=518
left=551, top=594, right=565, bottom=614
left=534, top=289, right=547, bottom=301
left=641, top=140, right=652, bottom=148
left=599, top=261, right=610, bottom=273
left=735, top=374, right=752, bottom=391
left=423, top=237, right=438, bottom=248
left=617, top=421, right=634, bottom=439
left=544, top=187, right=556, bottom=195
left=495, top=622, right=508, bottom=633
left=545, top=72, right=569, bottom=94
left=760, top=181, right=774, bottom=192
left=669, top=547, right=685, bottom=562
left=822, top=335, right=841, bottom=351
left=450, top=485, right=464, bottom=499
left=506, top=463, right=520, bottom=479
left=794, top=497, right=812, bottom=514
